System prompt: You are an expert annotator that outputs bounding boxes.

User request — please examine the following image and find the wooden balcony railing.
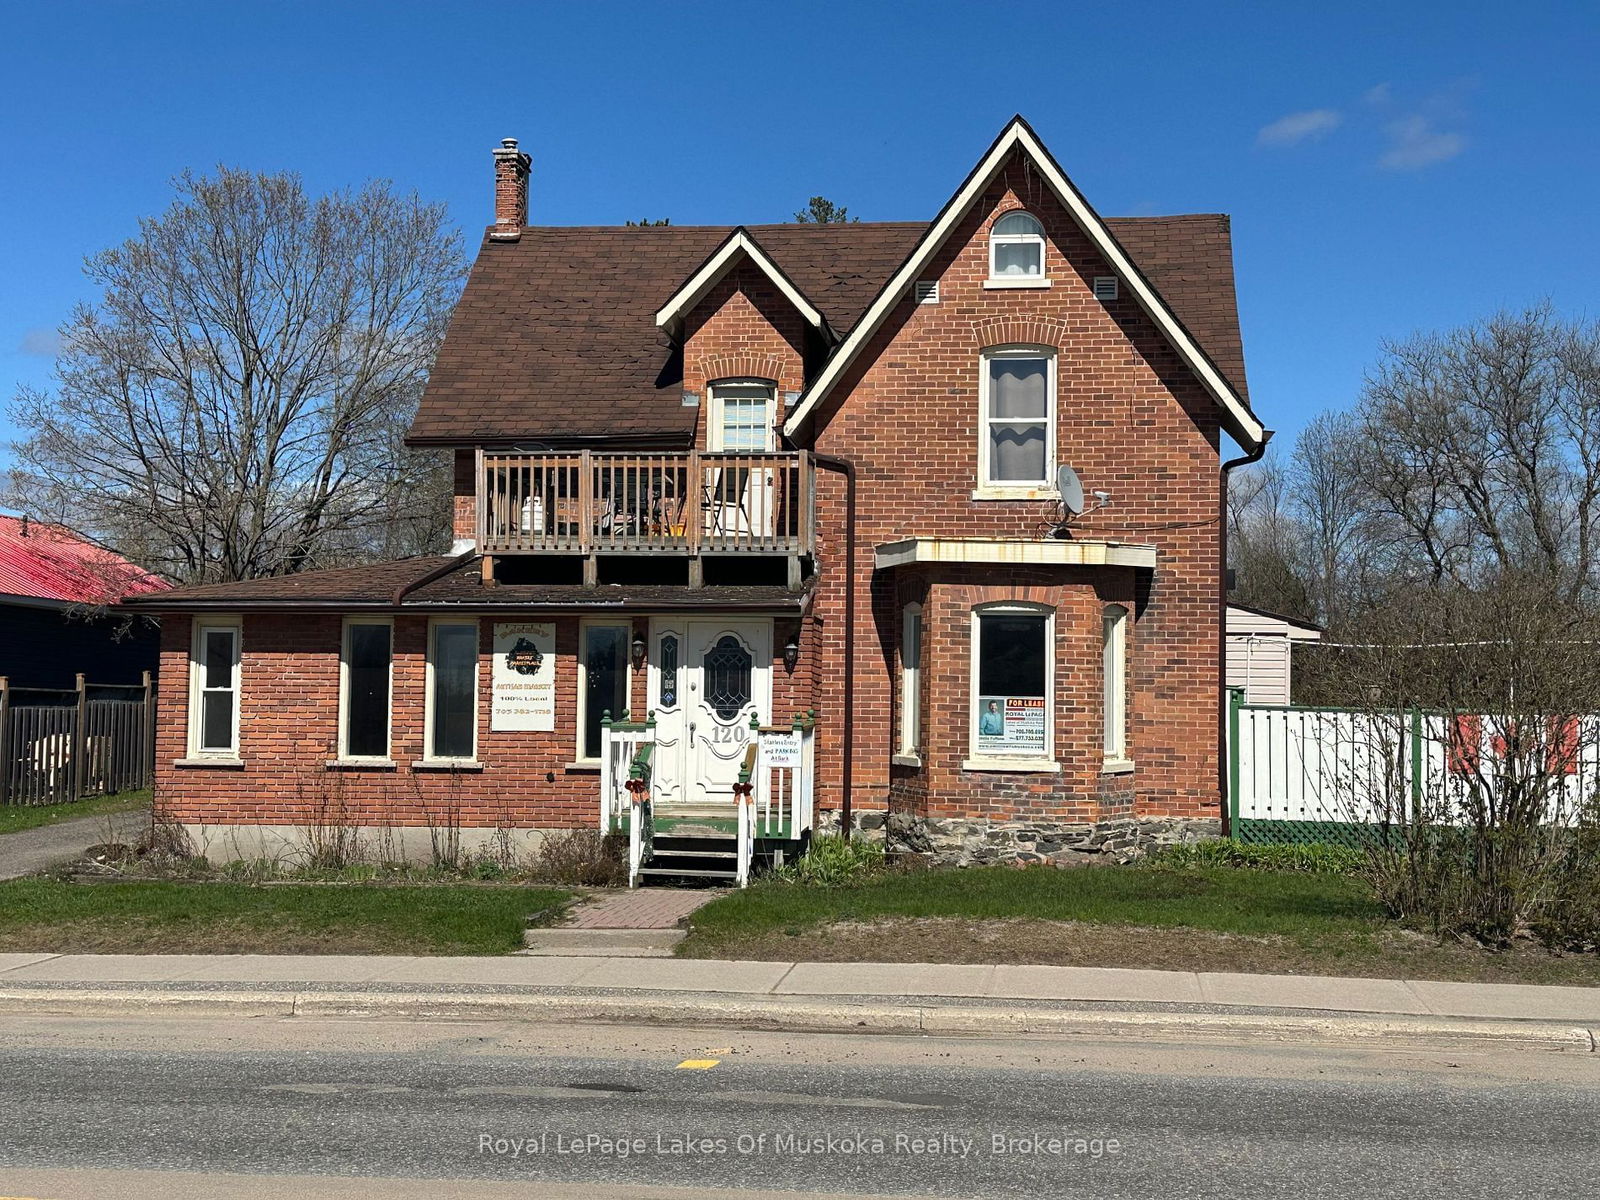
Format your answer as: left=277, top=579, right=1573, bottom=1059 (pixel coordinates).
left=477, top=450, right=814, bottom=556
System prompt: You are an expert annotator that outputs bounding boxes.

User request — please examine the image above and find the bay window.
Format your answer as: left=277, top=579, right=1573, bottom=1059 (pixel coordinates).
left=1102, top=605, right=1129, bottom=766
left=969, top=604, right=1053, bottom=766
left=899, top=604, right=923, bottom=760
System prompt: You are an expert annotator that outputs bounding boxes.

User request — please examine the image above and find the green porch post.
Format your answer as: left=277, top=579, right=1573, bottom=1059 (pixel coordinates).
left=1227, top=687, right=1245, bottom=839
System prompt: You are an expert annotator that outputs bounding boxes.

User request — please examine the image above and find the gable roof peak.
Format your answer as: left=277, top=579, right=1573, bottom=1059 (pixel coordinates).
left=653, top=226, right=832, bottom=342
left=782, top=117, right=1267, bottom=451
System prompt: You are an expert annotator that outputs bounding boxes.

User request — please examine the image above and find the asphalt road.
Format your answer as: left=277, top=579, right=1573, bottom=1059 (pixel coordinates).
left=0, top=1015, right=1597, bottom=1198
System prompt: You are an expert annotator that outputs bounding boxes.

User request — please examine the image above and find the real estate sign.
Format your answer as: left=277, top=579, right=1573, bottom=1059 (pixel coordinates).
left=491, top=621, right=555, bottom=732
left=976, top=695, right=1045, bottom=756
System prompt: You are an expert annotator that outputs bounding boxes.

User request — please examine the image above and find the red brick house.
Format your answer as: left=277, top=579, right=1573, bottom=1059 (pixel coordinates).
left=126, top=117, right=1268, bottom=878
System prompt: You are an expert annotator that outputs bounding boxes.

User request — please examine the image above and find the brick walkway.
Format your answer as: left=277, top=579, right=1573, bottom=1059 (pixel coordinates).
left=565, top=888, right=725, bottom=930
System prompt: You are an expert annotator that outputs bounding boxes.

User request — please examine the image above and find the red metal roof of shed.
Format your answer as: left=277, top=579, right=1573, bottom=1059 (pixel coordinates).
left=0, top=516, right=168, bottom=605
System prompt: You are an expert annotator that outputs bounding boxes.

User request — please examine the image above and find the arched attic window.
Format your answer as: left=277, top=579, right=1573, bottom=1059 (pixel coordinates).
left=989, top=211, right=1045, bottom=280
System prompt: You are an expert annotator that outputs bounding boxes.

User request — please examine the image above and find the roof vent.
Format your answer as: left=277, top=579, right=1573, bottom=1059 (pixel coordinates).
left=1093, top=276, right=1119, bottom=301
left=914, top=280, right=940, bottom=305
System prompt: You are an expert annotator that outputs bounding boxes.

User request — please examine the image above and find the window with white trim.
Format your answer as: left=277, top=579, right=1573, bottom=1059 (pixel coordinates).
left=427, top=620, right=478, bottom=761
left=1102, top=605, right=1129, bottom=761
left=899, top=604, right=922, bottom=758
left=579, top=621, right=631, bottom=761
left=971, top=604, right=1052, bottom=762
left=709, top=379, right=776, bottom=452
left=980, top=347, right=1055, bottom=488
left=189, top=620, right=240, bottom=757
left=989, top=210, right=1045, bottom=279
left=340, top=618, right=393, bottom=760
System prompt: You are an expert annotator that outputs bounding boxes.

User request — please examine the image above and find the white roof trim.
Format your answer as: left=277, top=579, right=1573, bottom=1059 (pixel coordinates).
left=783, top=117, right=1265, bottom=450
left=875, top=537, right=1156, bottom=571
left=655, top=229, right=827, bottom=337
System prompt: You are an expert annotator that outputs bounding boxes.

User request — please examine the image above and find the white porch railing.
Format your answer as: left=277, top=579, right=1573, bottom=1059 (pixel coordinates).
left=734, top=713, right=819, bottom=885
left=599, top=712, right=656, bottom=887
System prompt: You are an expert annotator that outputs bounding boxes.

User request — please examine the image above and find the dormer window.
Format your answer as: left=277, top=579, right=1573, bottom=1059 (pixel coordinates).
left=988, top=211, right=1046, bottom=281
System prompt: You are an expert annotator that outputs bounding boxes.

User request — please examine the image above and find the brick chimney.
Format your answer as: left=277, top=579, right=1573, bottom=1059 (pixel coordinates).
left=491, top=137, right=531, bottom=242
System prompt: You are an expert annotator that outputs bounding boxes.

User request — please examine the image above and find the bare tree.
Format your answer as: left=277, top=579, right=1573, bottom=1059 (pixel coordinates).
left=1226, top=446, right=1313, bottom=620
left=1289, top=411, right=1367, bottom=627
left=7, top=168, right=467, bottom=584
left=1354, top=305, right=1600, bottom=601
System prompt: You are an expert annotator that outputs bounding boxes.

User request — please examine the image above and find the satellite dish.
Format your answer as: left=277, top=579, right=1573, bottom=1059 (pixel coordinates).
left=1056, top=464, right=1085, bottom=516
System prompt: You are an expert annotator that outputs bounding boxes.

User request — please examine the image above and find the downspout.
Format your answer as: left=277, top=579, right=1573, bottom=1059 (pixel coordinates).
left=1219, top=430, right=1273, bottom=836
left=810, top=452, right=858, bottom=841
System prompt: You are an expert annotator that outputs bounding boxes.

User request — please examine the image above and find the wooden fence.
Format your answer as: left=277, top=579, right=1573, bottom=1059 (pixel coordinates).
left=0, top=673, right=155, bottom=806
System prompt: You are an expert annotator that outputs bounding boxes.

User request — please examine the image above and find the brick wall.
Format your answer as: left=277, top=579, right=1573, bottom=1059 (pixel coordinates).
left=807, top=151, right=1224, bottom=822
left=155, top=612, right=807, bottom=829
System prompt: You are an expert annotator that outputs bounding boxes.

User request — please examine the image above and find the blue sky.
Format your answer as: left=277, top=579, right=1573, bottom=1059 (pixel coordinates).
left=1, top=0, right=1595, bottom=464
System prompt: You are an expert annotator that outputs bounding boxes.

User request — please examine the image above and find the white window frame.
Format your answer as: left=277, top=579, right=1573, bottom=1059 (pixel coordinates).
left=707, top=378, right=777, bottom=452
left=896, top=603, right=923, bottom=764
left=424, top=618, right=479, bottom=764
left=986, top=210, right=1049, bottom=287
left=187, top=616, right=242, bottom=760
left=576, top=618, right=633, bottom=764
left=965, top=601, right=1058, bottom=772
left=976, top=345, right=1057, bottom=498
left=338, top=617, right=394, bottom=763
left=1102, top=604, right=1133, bottom=772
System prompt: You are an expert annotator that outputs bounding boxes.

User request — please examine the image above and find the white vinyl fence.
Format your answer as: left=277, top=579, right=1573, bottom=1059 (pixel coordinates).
left=1227, top=691, right=1600, bottom=845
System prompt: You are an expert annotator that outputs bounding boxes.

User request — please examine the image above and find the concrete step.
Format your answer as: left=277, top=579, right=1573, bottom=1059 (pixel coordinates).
left=521, top=927, right=685, bottom=957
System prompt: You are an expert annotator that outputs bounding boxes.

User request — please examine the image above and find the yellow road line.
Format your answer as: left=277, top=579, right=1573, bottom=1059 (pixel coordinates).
left=676, top=1058, right=720, bottom=1069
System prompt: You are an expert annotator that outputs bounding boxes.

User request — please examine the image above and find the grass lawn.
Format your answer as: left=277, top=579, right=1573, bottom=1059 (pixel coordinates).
left=0, top=789, right=151, bottom=836
left=0, top=878, right=569, bottom=955
left=679, top=865, right=1600, bottom=987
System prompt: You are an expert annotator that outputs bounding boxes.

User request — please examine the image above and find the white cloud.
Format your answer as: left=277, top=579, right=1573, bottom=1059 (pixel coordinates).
left=1257, top=108, right=1343, bottom=148
left=1379, top=115, right=1467, bottom=170
left=17, top=328, right=62, bottom=357
left=1362, top=83, right=1392, bottom=107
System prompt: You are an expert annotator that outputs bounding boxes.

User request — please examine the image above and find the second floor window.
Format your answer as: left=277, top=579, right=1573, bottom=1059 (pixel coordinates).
left=980, top=347, right=1055, bottom=488
left=710, top=380, right=776, bottom=452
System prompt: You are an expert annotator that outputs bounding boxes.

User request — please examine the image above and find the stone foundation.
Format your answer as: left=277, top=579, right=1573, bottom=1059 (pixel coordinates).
left=818, top=810, right=1221, bottom=866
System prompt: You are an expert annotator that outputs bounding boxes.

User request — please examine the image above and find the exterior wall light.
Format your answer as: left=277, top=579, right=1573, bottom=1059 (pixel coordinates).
left=782, top=634, right=800, bottom=673
left=632, top=632, right=647, bottom=671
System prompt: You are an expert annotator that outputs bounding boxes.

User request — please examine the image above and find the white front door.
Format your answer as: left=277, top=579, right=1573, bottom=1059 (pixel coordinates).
left=648, top=617, right=771, bottom=807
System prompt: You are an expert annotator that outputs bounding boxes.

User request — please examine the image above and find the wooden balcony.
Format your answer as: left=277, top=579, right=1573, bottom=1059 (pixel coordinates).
left=477, top=450, right=814, bottom=560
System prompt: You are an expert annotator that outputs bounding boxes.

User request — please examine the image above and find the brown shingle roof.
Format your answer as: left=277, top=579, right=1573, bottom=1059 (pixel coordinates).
left=121, top=557, right=456, bottom=607
left=123, top=555, right=811, bottom=612
left=410, top=216, right=1248, bottom=446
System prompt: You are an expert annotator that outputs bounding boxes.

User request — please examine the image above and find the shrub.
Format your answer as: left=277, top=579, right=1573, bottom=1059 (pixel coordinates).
left=532, top=829, right=626, bottom=887
left=773, top=834, right=886, bottom=886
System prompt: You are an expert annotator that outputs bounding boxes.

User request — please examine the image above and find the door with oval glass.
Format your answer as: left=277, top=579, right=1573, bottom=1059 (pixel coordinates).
left=648, top=618, right=771, bottom=808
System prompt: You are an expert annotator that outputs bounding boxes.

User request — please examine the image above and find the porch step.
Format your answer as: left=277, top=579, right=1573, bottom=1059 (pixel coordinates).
left=635, top=866, right=738, bottom=882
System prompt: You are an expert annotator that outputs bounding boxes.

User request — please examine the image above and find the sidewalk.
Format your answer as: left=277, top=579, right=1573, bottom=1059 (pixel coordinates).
left=1, top=952, right=1596, bottom=1049
left=0, top=810, right=148, bottom=881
